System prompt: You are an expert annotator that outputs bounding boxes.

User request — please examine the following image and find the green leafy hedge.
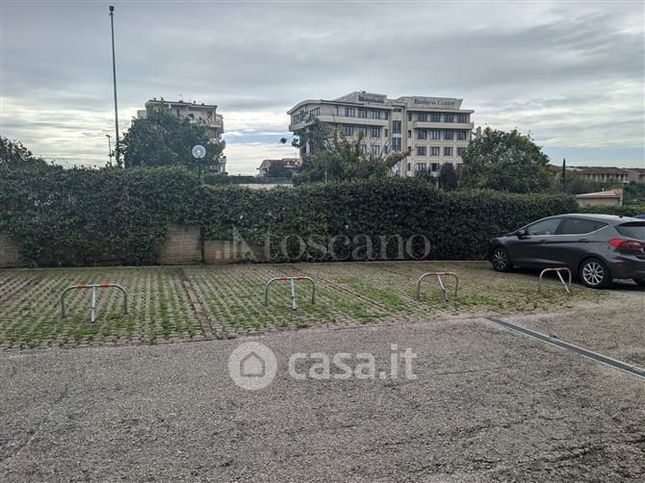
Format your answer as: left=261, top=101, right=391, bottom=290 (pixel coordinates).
left=0, top=165, right=201, bottom=265
left=1, top=166, right=580, bottom=265
left=578, top=205, right=645, bottom=217
left=201, top=178, right=578, bottom=260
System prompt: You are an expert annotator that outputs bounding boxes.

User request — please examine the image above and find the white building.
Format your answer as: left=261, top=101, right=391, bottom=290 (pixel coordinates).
left=287, top=91, right=474, bottom=177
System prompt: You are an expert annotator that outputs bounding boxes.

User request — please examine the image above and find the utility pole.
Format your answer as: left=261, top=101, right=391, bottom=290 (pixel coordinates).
left=109, top=6, right=121, bottom=166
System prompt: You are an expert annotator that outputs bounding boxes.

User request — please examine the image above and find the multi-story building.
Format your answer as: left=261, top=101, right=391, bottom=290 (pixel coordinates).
left=287, top=91, right=474, bottom=177
left=137, top=98, right=226, bottom=172
left=257, top=157, right=301, bottom=177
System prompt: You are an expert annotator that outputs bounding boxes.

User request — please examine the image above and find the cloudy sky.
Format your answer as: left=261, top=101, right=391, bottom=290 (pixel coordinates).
left=1, top=0, right=643, bottom=174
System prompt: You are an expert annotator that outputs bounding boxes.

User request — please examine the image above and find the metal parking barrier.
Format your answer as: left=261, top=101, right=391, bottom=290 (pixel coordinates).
left=538, top=267, right=572, bottom=295
left=61, top=283, right=128, bottom=323
left=265, top=276, right=316, bottom=311
left=416, top=272, right=459, bottom=303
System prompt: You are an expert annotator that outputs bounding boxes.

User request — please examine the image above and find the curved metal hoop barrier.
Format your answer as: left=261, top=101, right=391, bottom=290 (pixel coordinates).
left=61, top=284, right=128, bottom=323
left=265, top=276, right=316, bottom=311
left=416, top=272, right=459, bottom=303
left=538, top=267, right=572, bottom=295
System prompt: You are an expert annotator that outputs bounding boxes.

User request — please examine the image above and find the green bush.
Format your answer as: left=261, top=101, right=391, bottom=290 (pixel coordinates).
left=578, top=205, right=645, bottom=217
left=201, top=178, right=578, bottom=261
left=0, top=164, right=201, bottom=266
left=1, top=168, right=579, bottom=265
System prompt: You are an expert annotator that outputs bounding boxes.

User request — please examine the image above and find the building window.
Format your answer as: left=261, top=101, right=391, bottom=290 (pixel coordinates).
left=408, top=113, right=412, bottom=121
left=417, top=129, right=428, bottom=140
left=417, top=112, right=428, bottom=122
left=444, top=147, right=453, bottom=156
left=443, top=130, right=454, bottom=140
left=392, top=121, right=401, bottom=134
left=358, top=108, right=367, bottom=118
left=309, top=107, right=320, bottom=117
left=371, top=144, right=381, bottom=155
left=431, top=163, right=440, bottom=172
left=407, top=130, right=412, bottom=139
left=344, top=125, right=354, bottom=136
left=457, top=147, right=466, bottom=156
left=345, top=107, right=355, bottom=117
left=444, top=114, right=454, bottom=123
left=384, top=128, right=389, bottom=137
left=392, top=137, right=402, bottom=151
left=394, top=107, right=402, bottom=112
left=407, top=162, right=411, bottom=171
left=457, top=113, right=469, bottom=123
left=370, top=110, right=381, bottom=119
left=416, top=146, right=427, bottom=156
left=371, top=127, right=381, bottom=138
left=415, top=162, right=427, bottom=171
left=430, top=112, right=441, bottom=122
left=457, top=130, right=467, bottom=140
left=358, top=126, right=368, bottom=136
left=430, top=147, right=440, bottom=156
left=431, top=129, right=441, bottom=140
left=360, top=144, right=367, bottom=154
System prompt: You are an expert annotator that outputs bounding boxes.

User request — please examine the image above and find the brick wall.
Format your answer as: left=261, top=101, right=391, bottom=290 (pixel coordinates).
left=0, top=231, right=22, bottom=268
left=158, top=225, right=202, bottom=265
left=0, top=225, right=261, bottom=268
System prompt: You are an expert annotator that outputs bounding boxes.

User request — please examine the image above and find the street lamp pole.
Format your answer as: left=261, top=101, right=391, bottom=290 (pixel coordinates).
left=109, top=6, right=120, bottom=166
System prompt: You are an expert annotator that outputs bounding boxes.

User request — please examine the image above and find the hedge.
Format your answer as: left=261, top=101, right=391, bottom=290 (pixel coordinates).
left=1, top=165, right=581, bottom=266
left=201, top=178, right=579, bottom=261
left=0, top=165, right=201, bottom=265
left=578, top=205, right=645, bottom=217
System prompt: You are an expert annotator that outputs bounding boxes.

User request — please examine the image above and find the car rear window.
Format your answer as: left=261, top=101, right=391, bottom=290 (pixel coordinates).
left=616, top=222, right=645, bottom=240
left=557, top=219, right=605, bottom=235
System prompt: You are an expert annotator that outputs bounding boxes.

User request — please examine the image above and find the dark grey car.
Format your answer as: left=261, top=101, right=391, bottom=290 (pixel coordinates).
left=488, top=214, right=645, bottom=288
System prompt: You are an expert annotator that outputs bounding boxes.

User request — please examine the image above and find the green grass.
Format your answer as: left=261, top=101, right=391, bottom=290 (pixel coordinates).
left=0, top=261, right=610, bottom=349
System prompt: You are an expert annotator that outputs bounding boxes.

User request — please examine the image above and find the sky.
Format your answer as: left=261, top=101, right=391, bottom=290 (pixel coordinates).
left=1, top=0, right=643, bottom=174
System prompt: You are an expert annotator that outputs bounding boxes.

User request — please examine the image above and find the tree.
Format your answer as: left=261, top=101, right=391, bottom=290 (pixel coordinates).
left=266, top=162, right=293, bottom=178
left=0, top=137, right=47, bottom=168
left=438, top=163, right=458, bottom=190
left=285, top=116, right=405, bottom=183
left=121, top=104, right=225, bottom=173
left=459, top=128, right=553, bottom=193
left=294, top=132, right=403, bottom=184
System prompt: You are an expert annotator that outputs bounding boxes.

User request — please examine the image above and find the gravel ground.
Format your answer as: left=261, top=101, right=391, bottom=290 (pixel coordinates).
left=0, top=316, right=643, bottom=482
left=506, top=281, right=645, bottom=367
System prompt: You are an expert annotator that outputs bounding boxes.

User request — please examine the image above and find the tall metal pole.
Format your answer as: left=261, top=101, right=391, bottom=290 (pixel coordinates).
left=109, top=6, right=120, bottom=166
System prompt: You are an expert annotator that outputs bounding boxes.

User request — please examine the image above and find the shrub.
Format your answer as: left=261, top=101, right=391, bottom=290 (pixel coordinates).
left=1, top=169, right=579, bottom=265
left=0, top=164, right=201, bottom=265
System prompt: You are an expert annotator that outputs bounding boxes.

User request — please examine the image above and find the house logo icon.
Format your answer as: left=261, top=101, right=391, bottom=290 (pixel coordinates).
left=228, top=341, right=277, bottom=390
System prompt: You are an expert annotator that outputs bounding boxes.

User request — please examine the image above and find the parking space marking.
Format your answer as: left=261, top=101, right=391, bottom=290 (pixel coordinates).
left=486, top=316, right=645, bottom=380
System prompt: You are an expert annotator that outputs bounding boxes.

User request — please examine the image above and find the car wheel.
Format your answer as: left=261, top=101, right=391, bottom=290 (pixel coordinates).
left=633, top=279, right=645, bottom=287
left=491, top=247, right=511, bottom=272
left=579, top=258, right=612, bottom=289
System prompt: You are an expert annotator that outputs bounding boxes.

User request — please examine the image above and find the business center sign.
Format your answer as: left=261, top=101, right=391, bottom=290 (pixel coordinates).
left=412, top=97, right=462, bottom=109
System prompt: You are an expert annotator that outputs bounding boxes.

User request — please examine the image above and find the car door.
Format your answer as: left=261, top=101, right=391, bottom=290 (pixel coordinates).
left=505, top=217, right=563, bottom=266
left=545, top=218, right=605, bottom=267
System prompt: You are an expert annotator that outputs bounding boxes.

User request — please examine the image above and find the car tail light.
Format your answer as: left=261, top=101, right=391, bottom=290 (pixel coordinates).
left=608, top=238, right=643, bottom=251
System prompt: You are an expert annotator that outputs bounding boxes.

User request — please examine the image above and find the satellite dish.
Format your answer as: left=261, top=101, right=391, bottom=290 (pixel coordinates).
left=192, top=144, right=206, bottom=159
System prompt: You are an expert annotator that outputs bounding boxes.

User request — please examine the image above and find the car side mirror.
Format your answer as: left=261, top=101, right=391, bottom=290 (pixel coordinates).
left=516, top=229, right=528, bottom=239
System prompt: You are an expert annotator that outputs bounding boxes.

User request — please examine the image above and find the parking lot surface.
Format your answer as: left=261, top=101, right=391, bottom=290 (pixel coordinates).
left=1, top=314, right=643, bottom=481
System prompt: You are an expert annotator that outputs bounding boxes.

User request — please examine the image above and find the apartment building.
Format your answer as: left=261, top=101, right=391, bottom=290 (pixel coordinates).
left=137, top=98, right=226, bottom=173
left=287, top=91, right=474, bottom=177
